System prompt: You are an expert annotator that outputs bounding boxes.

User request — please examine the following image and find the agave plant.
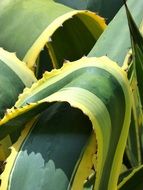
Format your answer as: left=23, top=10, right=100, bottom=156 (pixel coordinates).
left=0, top=0, right=143, bottom=190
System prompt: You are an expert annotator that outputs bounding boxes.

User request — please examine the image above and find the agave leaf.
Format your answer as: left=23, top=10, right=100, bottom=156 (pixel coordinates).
left=0, top=57, right=131, bottom=190
left=54, top=0, right=123, bottom=23
left=118, top=167, right=132, bottom=185
left=124, top=0, right=143, bottom=106
left=0, top=48, right=36, bottom=160
left=123, top=1, right=143, bottom=167
left=0, top=0, right=106, bottom=78
left=123, top=60, right=142, bottom=167
left=126, top=111, right=142, bottom=167
left=71, top=132, right=96, bottom=189
left=0, top=104, right=93, bottom=190
left=118, top=165, right=143, bottom=190
left=125, top=73, right=142, bottom=167
left=0, top=48, right=36, bottom=118
left=88, top=0, right=143, bottom=66
left=0, top=135, right=11, bottom=161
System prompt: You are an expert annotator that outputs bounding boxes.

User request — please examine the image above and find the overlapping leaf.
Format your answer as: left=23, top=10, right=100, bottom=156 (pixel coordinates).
left=0, top=0, right=106, bottom=78
left=54, top=0, right=123, bottom=23
left=124, top=1, right=143, bottom=106
left=0, top=56, right=131, bottom=190
left=0, top=48, right=36, bottom=118
left=0, top=48, right=36, bottom=160
left=122, top=1, right=143, bottom=168
left=118, top=165, right=143, bottom=190
left=88, top=0, right=143, bottom=66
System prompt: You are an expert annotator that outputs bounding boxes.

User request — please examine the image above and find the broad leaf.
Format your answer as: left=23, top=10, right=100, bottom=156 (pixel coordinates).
left=1, top=105, right=93, bottom=190
left=0, top=0, right=106, bottom=78
left=88, top=0, right=143, bottom=66
left=0, top=57, right=131, bottom=190
left=54, top=0, right=123, bottom=23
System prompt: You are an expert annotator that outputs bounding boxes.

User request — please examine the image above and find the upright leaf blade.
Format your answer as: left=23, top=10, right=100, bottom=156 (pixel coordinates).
left=88, top=0, right=143, bottom=66
left=124, top=0, right=143, bottom=106
left=123, top=1, right=143, bottom=166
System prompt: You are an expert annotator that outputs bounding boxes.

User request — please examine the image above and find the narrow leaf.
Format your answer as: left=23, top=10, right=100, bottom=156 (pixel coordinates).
left=118, top=165, right=143, bottom=190
left=124, top=0, right=143, bottom=106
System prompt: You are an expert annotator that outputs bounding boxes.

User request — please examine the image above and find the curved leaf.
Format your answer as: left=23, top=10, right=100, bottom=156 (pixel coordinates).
left=0, top=48, right=36, bottom=118
left=0, top=0, right=106, bottom=77
left=0, top=56, right=131, bottom=190
left=1, top=105, right=93, bottom=190
left=0, top=48, right=36, bottom=160
left=54, top=0, right=123, bottom=23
